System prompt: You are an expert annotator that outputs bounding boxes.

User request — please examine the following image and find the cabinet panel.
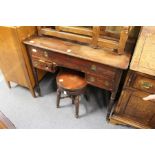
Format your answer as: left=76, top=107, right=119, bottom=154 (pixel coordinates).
left=130, top=26, right=155, bottom=76
left=132, top=74, right=155, bottom=94
left=115, top=89, right=155, bottom=128
left=139, top=34, right=155, bottom=71
left=0, top=26, right=45, bottom=97
left=0, top=26, right=28, bottom=86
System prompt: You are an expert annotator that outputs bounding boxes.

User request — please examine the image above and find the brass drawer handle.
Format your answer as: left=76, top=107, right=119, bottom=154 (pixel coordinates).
left=90, top=64, right=96, bottom=71
left=141, top=81, right=153, bottom=89
left=104, top=81, right=109, bottom=87
left=44, top=51, right=48, bottom=57
left=33, top=62, right=38, bottom=67
left=45, top=66, right=49, bottom=70
left=53, top=62, right=57, bottom=67
left=89, top=77, right=95, bottom=82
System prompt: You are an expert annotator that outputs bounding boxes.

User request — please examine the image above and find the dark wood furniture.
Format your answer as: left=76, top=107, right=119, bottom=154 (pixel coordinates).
left=56, top=69, right=87, bottom=118
left=0, top=111, right=16, bottom=129
left=0, top=26, right=46, bottom=97
left=111, top=71, right=155, bottom=128
left=24, top=35, right=132, bottom=120
left=110, top=27, right=155, bottom=128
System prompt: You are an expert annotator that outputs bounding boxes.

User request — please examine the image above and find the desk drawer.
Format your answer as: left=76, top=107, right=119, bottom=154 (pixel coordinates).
left=85, top=63, right=116, bottom=78
left=132, top=75, right=155, bottom=94
left=86, top=74, right=114, bottom=91
left=32, top=57, right=56, bottom=72
left=28, top=46, right=116, bottom=79
left=30, top=47, right=51, bottom=61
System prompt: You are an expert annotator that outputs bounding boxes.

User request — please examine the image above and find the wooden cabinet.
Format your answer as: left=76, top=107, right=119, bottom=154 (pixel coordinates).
left=0, top=26, right=45, bottom=97
left=111, top=27, right=155, bottom=128
left=111, top=71, right=155, bottom=128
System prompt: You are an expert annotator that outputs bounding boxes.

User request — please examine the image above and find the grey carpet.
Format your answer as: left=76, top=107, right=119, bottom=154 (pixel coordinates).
left=0, top=71, right=129, bottom=129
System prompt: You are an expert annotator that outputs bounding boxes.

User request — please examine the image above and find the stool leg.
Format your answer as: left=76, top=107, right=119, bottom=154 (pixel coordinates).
left=56, top=88, right=61, bottom=108
left=72, top=96, right=75, bottom=104
left=75, top=96, right=80, bottom=118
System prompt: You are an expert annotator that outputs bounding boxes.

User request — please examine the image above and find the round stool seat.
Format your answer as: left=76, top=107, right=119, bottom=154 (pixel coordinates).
left=56, top=70, right=87, bottom=91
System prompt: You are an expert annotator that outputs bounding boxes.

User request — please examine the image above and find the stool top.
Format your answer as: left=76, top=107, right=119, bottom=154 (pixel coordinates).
left=56, top=70, right=87, bottom=91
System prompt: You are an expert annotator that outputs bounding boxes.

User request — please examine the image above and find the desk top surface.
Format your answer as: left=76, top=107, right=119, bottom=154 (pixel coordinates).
left=24, top=36, right=131, bottom=69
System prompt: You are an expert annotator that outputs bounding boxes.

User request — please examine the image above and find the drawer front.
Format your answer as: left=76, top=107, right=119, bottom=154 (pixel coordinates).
left=115, top=89, right=155, bottom=128
left=28, top=46, right=116, bottom=79
left=29, top=46, right=51, bottom=61
left=32, top=57, right=56, bottom=72
left=86, top=74, right=114, bottom=91
left=132, top=75, right=155, bottom=94
left=85, top=62, right=116, bottom=79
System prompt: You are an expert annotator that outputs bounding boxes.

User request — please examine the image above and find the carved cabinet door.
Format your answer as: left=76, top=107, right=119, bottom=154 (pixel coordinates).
left=115, top=89, right=155, bottom=128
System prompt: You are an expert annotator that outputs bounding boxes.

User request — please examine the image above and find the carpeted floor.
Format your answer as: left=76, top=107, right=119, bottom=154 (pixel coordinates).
left=0, top=71, right=129, bottom=129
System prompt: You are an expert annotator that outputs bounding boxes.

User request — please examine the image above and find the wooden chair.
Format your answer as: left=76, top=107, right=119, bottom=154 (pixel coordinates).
left=56, top=69, right=87, bottom=118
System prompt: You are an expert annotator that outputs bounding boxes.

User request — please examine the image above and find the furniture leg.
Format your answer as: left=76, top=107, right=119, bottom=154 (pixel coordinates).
left=29, top=87, right=36, bottom=98
left=5, top=80, right=11, bottom=89
left=56, top=88, right=61, bottom=108
left=33, top=68, right=41, bottom=96
left=106, top=70, right=123, bottom=121
left=106, top=92, right=116, bottom=121
left=72, top=96, right=75, bottom=104
left=75, top=96, right=80, bottom=118
left=26, top=46, right=41, bottom=97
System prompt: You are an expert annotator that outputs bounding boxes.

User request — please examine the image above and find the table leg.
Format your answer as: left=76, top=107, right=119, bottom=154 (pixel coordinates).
left=33, top=68, right=41, bottom=96
left=106, top=70, right=123, bottom=121
left=106, top=92, right=116, bottom=121
left=26, top=46, right=41, bottom=97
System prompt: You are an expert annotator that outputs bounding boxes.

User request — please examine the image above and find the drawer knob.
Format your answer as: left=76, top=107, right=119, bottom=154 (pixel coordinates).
left=104, top=81, right=109, bottom=87
left=91, top=65, right=96, bottom=71
left=44, top=51, right=48, bottom=57
left=33, top=62, right=38, bottom=67
left=32, top=48, right=37, bottom=53
left=141, top=81, right=153, bottom=89
left=67, top=49, right=72, bottom=53
left=53, top=62, right=57, bottom=67
left=45, top=66, right=49, bottom=70
left=89, top=77, right=95, bottom=82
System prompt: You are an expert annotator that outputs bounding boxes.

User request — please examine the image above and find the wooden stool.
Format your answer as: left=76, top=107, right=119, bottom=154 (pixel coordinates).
left=56, top=69, right=87, bottom=118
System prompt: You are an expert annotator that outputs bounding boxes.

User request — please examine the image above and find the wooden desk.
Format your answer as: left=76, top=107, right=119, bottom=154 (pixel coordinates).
left=24, top=36, right=131, bottom=120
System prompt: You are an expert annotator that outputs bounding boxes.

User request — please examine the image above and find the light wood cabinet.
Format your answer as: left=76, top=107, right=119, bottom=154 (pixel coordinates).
left=0, top=26, right=45, bottom=97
